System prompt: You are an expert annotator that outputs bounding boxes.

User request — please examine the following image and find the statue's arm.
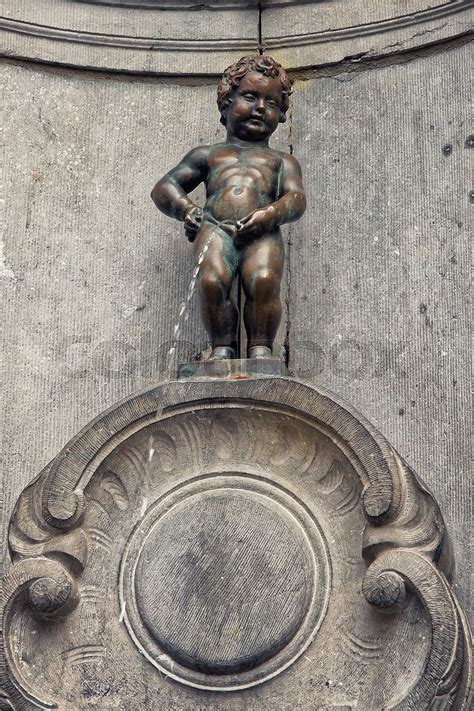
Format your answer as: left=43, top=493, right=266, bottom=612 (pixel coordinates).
left=151, top=146, right=209, bottom=221
left=276, top=154, right=306, bottom=225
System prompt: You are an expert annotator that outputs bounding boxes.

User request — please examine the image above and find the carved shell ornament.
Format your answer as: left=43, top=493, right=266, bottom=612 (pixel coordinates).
left=0, top=378, right=471, bottom=709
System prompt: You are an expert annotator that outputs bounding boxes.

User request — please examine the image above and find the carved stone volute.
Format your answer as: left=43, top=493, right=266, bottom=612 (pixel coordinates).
left=1, top=377, right=471, bottom=709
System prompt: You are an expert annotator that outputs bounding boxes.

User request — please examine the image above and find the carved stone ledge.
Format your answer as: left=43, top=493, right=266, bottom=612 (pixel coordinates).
left=0, top=377, right=471, bottom=709
left=1, top=1, right=471, bottom=75
left=261, top=0, right=473, bottom=69
left=75, top=1, right=259, bottom=7
left=0, top=0, right=259, bottom=75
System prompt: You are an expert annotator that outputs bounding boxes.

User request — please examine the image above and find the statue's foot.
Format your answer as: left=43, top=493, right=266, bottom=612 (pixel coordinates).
left=211, top=346, right=236, bottom=360
left=248, top=346, right=272, bottom=359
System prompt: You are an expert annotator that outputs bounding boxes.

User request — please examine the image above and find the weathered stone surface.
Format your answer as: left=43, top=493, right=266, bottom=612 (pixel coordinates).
left=127, top=478, right=327, bottom=687
left=262, top=0, right=473, bottom=68
left=3, top=1, right=471, bottom=75
left=288, top=43, right=472, bottom=616
left=1, top=45, right=471, bottom=617
left=78, top=1, right=258, bottom=5
left=0, top=66, right=210, bottom=575
left=0, top=63, right=291, bottom=578
left=0, top=6, right=472, bottom=708
left=0, top=0, right=259, bottom=74
left=1, top=378, right=470, bottom=708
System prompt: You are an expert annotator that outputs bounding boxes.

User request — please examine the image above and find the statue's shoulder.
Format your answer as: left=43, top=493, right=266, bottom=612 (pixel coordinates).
left=188, top=142, right=232, bottom=162
left=276, top=150, right=304, bottom=176
left=183, top=144, right=212, bottom=161
left=276, top=149, right=301, bottom=165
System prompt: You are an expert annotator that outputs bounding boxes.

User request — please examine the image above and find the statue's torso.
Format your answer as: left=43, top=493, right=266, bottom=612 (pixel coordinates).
left=204, top=143, right=283, bottom=222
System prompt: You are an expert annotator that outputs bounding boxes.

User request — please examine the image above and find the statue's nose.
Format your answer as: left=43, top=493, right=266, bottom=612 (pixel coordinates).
left=255, top=99, right=266, bottom=114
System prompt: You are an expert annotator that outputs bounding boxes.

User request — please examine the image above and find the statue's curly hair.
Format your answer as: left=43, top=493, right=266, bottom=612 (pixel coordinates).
left=217, top=55, right=292, bottom=126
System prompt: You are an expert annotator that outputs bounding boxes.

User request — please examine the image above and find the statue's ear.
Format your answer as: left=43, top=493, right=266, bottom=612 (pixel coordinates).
left=220, top=100, right=231, bottom=126
left=279, top=113, right=287, bottom=124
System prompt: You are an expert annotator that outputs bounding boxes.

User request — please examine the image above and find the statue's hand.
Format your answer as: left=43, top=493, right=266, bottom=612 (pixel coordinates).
left=235, top=206, right=276, bottom=243
left=184, top=205, right=203, bottom=242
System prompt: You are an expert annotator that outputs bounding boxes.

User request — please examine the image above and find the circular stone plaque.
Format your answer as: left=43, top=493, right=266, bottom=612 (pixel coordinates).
left=120, top=474, right=330, bottom=691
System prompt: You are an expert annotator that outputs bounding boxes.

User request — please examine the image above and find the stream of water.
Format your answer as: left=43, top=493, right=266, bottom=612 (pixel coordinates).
left=166, top=219, right=241, bottom=378
left=166, top=229, right=215, bottom=378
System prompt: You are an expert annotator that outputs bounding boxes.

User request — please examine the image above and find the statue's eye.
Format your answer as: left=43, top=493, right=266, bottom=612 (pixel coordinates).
left=243, top=94, right=256, bottom=101
left=267, top=100, right=278, bottom=108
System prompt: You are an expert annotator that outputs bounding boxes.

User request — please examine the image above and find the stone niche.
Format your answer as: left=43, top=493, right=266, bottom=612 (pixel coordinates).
left=261, top=0, right=473, bottom=67
left=0, top=0, right=260, bottom=75
left=1, top=1, right=472, bottom=74
left=0, top=1, right=472, bottom=710
left=0, top=378, right=471, bottom=709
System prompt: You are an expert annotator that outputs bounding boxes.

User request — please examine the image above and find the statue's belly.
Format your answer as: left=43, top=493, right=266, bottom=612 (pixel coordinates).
left=205, top=184, right=266, bottom=222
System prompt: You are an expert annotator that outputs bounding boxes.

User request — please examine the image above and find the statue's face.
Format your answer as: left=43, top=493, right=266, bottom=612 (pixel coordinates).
left=226, top=71, right=284, bottom=142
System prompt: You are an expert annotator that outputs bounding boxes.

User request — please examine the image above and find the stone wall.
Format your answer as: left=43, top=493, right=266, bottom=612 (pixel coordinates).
left=289, top=45, right=472, bottom=613
left=1, top=1, right=471, bottom=623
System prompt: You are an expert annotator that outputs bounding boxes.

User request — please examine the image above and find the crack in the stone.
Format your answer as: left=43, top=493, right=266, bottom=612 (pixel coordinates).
left=284, top=99, right=294, bottom=371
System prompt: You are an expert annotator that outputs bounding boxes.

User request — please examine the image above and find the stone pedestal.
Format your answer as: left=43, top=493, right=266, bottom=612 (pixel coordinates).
left=177, top=357, right=287, bottom=380
left=1, top=376, right=471, bottom=709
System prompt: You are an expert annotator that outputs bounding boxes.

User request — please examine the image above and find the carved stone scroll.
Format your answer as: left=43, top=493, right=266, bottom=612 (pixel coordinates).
left=0, top=377, right=471, bottom=709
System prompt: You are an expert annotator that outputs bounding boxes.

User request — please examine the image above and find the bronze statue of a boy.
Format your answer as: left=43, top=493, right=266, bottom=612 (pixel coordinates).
left=152, top=55, right=306, bottom=360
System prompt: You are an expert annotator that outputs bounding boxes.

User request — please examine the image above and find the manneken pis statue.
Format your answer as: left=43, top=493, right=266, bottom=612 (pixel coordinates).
left=151, top=55, right=306, bottom=360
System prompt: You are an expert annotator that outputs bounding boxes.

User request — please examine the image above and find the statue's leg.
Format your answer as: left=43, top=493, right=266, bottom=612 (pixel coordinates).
left=241, top=231, right=284, bottom=357
left=195, top=223, right=239, bottom=353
